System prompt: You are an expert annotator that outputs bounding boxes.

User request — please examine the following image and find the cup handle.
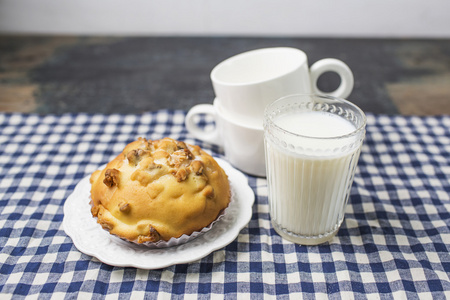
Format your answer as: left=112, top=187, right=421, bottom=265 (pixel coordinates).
left=310, top=58, right=354, bottom=99
left=185, top=104, right=223, bottom=146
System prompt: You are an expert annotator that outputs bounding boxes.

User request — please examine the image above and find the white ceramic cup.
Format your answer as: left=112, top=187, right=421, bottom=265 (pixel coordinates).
left=185, top=98, right=265, bottom=177
left=210, top=47, right=354, bottom=127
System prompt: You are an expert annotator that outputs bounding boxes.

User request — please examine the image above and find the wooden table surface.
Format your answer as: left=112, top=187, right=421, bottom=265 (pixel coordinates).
left=1, top=35, right=449, bottom=116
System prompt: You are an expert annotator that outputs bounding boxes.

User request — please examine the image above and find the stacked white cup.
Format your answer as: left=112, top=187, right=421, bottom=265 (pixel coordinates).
left=185, top=47, right=354, bottom=177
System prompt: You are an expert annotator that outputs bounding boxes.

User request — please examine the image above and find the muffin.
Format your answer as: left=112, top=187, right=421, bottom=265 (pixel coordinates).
left=89, top=137, right=230, bottom=245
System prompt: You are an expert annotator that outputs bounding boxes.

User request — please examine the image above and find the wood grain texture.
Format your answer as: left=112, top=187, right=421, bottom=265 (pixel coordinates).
left=1, top=36, right=449, bottom=115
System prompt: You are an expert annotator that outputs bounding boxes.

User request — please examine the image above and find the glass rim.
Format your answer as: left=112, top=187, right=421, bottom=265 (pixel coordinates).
left=264, top=94, right=367, bottom=141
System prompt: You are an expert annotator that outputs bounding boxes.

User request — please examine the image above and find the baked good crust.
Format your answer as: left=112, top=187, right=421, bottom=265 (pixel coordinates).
left=89, top=137, right=230, bottom=244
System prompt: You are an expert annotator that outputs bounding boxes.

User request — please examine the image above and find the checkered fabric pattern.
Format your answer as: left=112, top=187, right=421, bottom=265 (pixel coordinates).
left=0, top=111, right=449, bottom=299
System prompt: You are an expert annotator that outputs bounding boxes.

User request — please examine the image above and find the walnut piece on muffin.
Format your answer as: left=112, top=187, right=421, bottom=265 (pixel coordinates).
left=89, top=137, right=230, bottom=244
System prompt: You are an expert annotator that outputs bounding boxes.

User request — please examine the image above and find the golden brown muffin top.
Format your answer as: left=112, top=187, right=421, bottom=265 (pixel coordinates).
left=90, top=137, right=230, bottom=244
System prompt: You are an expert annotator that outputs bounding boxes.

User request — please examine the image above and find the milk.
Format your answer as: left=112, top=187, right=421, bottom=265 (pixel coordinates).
left=265, top=110, right=363, bottom=244
left=275, top=111, right=356, bottom=138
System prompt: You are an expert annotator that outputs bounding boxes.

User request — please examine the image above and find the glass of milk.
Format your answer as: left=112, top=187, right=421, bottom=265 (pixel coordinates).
left=263, top=94, right=366, bottom=245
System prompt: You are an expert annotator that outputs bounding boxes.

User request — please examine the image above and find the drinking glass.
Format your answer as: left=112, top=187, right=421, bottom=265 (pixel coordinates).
left=263, top=94, right=366, bottom=245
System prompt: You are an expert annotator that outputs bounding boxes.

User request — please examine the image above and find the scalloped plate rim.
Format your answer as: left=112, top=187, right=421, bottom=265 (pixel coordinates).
left=63, top=158, right=255, bottom=269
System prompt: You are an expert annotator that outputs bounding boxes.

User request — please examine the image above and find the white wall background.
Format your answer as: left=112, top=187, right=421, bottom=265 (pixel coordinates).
left=1, top=0, right=449, bottom=38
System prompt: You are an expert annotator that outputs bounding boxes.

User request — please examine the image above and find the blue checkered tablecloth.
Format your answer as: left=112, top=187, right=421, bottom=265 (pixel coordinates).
left=0, top=111, right=449, bottom=299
